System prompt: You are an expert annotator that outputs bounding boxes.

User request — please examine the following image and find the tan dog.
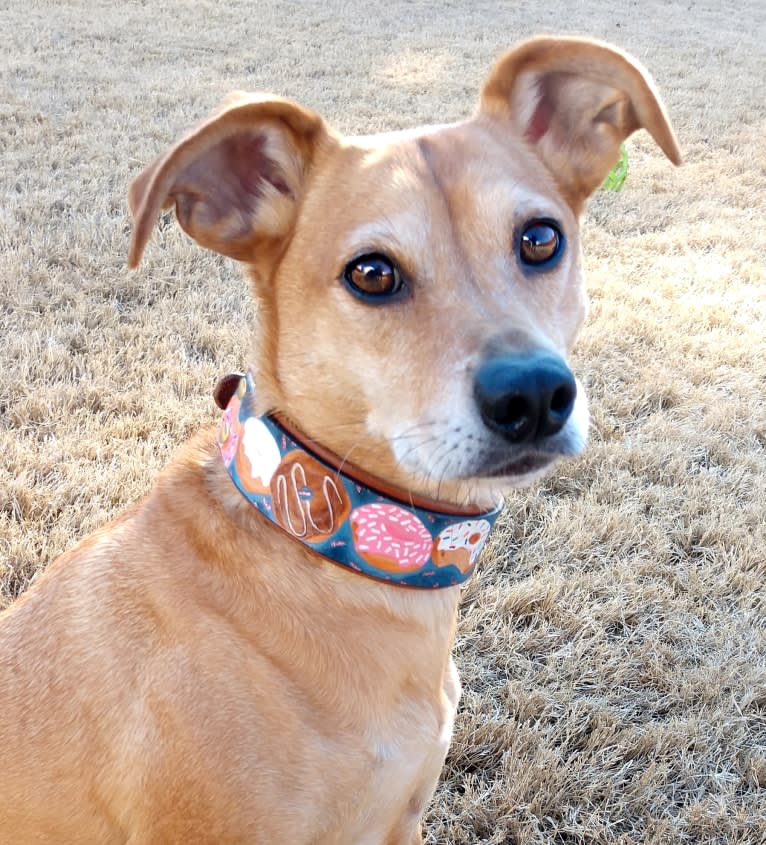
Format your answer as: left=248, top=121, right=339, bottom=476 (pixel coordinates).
left=0, top=37, right=679, bottom=844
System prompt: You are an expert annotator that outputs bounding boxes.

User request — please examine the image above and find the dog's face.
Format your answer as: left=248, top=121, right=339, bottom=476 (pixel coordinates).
left=129, top=37, right=679, bottom=507
left=269, top=122, right=588, bottom=502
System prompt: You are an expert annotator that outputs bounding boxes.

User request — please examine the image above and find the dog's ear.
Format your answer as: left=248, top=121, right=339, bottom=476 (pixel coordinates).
left=128, top=94, right=327, bottom=267
left=480, top=36, right=681, bottom=207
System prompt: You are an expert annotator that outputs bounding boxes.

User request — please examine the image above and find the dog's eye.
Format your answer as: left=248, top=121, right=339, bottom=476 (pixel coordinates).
left=519, top=221, right=562, bottom=267
left=343, top=254, right=404, bottom=300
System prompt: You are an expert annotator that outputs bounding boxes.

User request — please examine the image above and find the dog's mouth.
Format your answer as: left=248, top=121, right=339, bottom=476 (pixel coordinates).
left=476, top=452, right=555, bottom=479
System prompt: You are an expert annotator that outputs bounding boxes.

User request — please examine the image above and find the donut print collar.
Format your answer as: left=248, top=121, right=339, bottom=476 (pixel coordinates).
left=215, top=373, right=503, bottom=589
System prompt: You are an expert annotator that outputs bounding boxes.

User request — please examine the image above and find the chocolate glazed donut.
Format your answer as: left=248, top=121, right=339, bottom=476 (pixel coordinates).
left=271, top=450, right=351, bottom=543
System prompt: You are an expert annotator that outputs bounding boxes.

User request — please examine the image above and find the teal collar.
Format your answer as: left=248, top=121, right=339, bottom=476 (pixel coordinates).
left=215, top=373, right=503, bottom=589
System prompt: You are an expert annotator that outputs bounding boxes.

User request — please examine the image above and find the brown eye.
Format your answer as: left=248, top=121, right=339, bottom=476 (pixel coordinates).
left=343, top=254, right=404, bottom=299
left=519, top=221, right=563, bottom=267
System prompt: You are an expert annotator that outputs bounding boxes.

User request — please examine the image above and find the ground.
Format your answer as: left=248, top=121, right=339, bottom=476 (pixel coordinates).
left=1, top=1, right=765, bottom=842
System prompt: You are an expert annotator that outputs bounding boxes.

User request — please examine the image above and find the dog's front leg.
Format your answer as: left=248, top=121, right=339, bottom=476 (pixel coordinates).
left=405, top=826, right=423, bottom=845
left=384, top=823, right=422, bottom=845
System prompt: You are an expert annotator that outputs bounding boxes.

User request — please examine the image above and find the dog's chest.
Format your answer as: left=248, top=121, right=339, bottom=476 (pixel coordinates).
left=344, top=659, right=461, bottom=844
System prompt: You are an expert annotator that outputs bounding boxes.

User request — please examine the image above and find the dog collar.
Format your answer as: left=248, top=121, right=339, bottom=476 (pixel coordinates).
left=215, top=373, right=503, bottom=589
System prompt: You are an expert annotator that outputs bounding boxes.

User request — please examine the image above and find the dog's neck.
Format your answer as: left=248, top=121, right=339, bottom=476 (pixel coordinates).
left=214, top=373, right=503, bottom=589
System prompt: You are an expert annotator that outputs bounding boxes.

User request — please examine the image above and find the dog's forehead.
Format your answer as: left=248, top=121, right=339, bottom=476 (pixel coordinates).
left=345, top=120, right=554, bottom=195
left=307, top=120, right=569, bottom=254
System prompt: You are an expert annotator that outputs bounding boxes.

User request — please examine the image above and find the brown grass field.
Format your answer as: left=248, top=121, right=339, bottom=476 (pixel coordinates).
left=1, top=1, right=765, bottom=842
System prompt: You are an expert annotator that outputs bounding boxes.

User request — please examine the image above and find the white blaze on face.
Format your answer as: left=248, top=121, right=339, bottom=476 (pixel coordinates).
left=241, top=418, right=282, bottom=488
left=384, top=373, right=590, bottom=493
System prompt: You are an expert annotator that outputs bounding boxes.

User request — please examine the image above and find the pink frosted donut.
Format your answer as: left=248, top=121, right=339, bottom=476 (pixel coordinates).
left=432, top=519, right=491, bottom=573
left=350, top=503, right=432, bottom=573
left=217, top=399, right=242, bottom=467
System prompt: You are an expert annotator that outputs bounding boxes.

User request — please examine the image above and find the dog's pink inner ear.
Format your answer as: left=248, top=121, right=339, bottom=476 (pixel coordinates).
left=480, top=38, right=681, bottom=208
left=128, top=98, right=325, bottom=268
left=525, top=89, right=553, bottom=143
left=172, top=130, right=292, bottom=251
left=516, top=70, right=646, bottom=203
left=523, top=73, right=635, bottom=148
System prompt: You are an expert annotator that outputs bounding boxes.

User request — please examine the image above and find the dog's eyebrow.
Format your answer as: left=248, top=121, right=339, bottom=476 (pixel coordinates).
left=341, top=209, right=433, bottom=256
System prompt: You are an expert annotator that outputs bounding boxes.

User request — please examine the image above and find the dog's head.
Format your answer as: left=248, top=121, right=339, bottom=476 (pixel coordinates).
left=129, top=37, right=680, bottom=508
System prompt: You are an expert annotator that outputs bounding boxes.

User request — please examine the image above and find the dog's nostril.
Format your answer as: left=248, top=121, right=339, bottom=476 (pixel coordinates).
left=498, top=395, right=536, bottom=439
left=539, top=380, right=577, bottom=438
left=504, top=396, right=531, bottom=424
left=551, top=384, right=575, bottom=415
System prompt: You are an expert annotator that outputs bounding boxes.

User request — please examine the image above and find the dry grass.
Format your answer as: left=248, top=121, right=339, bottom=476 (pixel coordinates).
left=2, top=1, right=765, bottom=842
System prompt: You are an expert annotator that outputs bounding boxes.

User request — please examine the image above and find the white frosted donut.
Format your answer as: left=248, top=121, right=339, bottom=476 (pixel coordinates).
left=432, top=519, right=491, bottom=572
left=237, top=418, right=282, bottom=493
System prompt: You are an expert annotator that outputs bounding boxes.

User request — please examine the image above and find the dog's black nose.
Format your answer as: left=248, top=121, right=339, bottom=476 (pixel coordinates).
left=473, top=351, right=577, bottom=443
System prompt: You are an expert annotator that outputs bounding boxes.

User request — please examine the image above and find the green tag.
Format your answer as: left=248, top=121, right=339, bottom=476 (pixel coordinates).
left=601, top=144, right=629, bottom=192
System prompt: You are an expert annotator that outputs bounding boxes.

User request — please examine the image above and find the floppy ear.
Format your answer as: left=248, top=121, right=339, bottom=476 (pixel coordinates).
left=480, top=36, right=681, bottom=207
left=128, top=94, right=327, bottom=267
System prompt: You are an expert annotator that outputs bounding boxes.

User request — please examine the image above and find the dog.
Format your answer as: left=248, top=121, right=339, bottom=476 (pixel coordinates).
left=0, top=36, right=679, bottom=844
